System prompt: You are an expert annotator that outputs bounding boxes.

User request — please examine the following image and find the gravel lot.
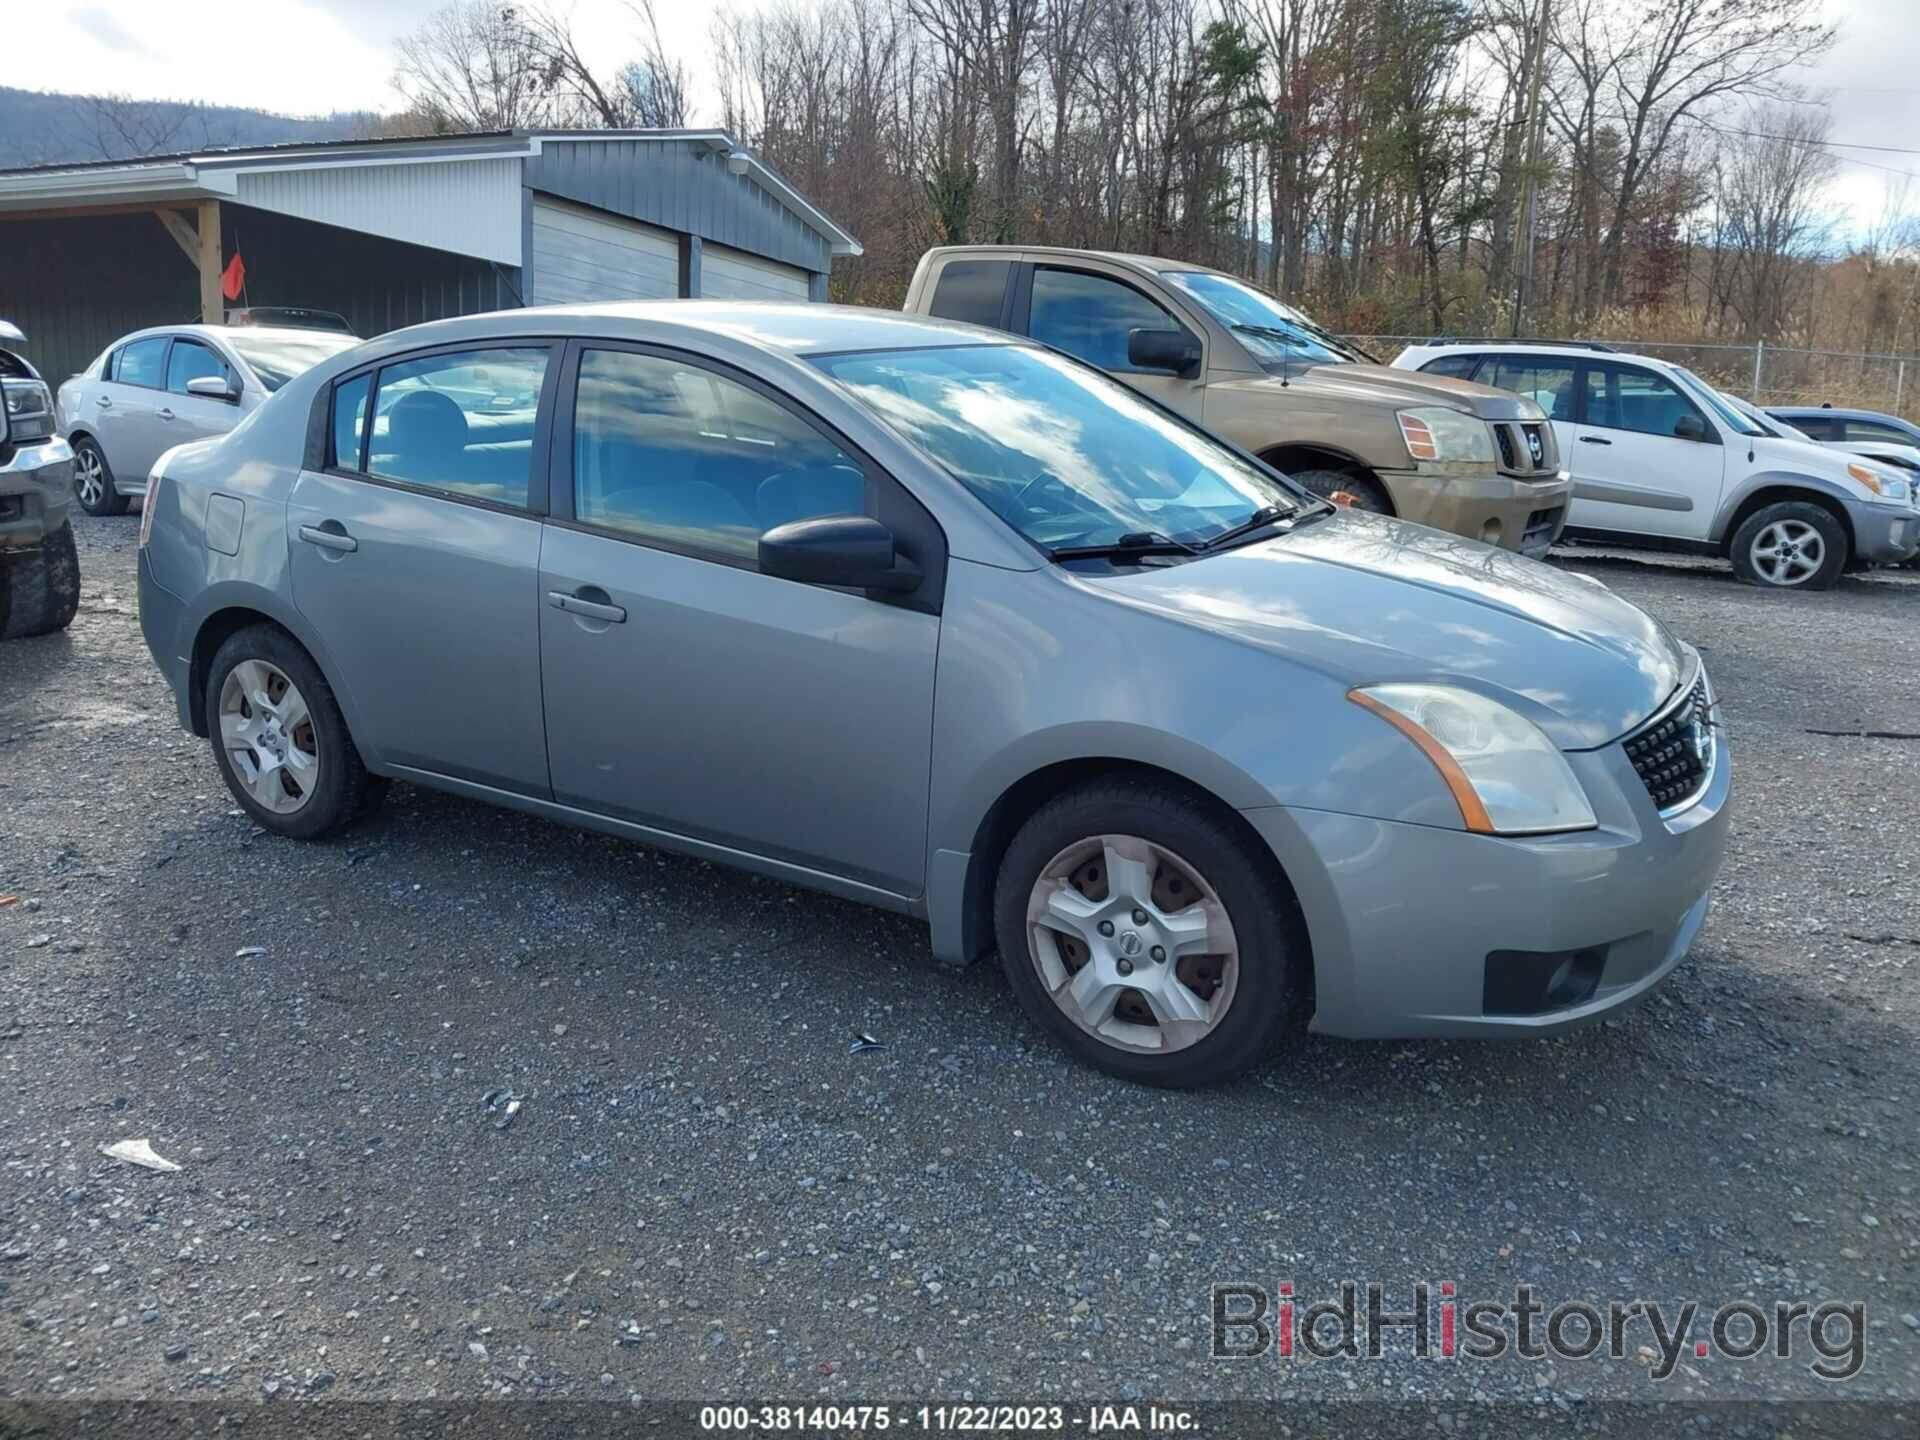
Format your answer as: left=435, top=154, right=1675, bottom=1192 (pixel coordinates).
left=1, top=515, right=1917, bottom=1417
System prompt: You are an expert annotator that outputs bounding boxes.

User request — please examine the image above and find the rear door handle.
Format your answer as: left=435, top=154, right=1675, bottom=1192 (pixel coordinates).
left=157, top=407, right=174, bottom=420
left=95, top=395, right=111, bottom=407
left=298, top=523, right=358, bottom=553
left=547, top=589, right=627, bottom=624
left=1579, top=435, right=1612, bottom=446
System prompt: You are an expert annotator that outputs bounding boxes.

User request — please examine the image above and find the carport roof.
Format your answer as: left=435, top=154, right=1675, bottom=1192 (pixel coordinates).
left=0, top=129, right=862, bottom=258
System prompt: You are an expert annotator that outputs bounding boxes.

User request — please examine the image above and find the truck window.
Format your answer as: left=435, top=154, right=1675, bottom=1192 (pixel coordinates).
left=1029, top=268, right=1181, bottom=373
left=927, top=260, right=1012, bottom=330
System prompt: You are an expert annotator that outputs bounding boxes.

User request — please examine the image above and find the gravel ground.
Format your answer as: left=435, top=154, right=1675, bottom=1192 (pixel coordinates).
left=1, top=516, right=1917, bottom=1417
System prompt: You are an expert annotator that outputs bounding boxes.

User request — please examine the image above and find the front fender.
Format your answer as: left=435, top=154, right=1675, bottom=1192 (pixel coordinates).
left=1709, top=469, right=1867, bottom=544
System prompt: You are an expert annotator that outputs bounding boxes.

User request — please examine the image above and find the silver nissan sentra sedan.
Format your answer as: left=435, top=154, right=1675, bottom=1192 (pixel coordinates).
left=136, top=303, right=1731, bottom=1086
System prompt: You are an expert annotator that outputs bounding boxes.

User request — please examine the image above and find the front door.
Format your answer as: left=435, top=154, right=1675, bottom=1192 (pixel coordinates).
left=93, top=334, right=171, bottom=486
left=161, top=337, right=243, bottom=448
left=1565, top=361, right=1724, bottom=540
left=287, top=343, right=556, bottom=796
left=1022, top=264, right=1209, bottom=423
left=538, top=343, right=941, bottom=896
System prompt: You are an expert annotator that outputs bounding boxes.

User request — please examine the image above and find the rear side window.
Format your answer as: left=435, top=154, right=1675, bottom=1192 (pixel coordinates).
left=167, top=339, right=234, bottom=395
left=1772, top=413, right=1833, bottom=440
left=571, top=348, right=867, bottom=565
left=1029, top=268, right=1184, bottom=373
left=330, top=373, right=371, bottom=470
left=114, top=337, right=168, bottom=389
left=1844, top=419, right=1914, bottom=443
left=1481, top=357, right=1576, bottom=420
left=927, top=259, right=1012, bottom=329
left=1418, top=353, right=1483, bottom=381
left=359, top=347, right=549, bottom=508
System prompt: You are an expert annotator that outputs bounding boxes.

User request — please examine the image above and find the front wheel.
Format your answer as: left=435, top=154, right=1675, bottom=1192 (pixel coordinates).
left=71, top=437, right=129, bottom=517
left=1729, top=501, right=1847, bottom=590
left=0, top=521, right=81, bottom=639
left=993, top=777, right=1307, bottom=1087
left=1289, top=466, right=1391, bottom=515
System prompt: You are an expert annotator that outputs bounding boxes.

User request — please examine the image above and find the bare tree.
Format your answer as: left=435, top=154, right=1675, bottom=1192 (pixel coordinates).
left=1708, top=103, right=1837, bottom=339
left=393, top=2, right=561, bottom=131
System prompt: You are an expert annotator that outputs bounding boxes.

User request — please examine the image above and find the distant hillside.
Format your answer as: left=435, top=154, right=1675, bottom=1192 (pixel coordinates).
left=0, top=87, right=376, bottom=169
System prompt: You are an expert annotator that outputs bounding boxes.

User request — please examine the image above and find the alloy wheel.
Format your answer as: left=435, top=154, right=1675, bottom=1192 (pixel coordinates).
left=1024, top=833, right=1239, bottom=1054
left=75, top=447, right=106, bottom=509
left=218, top=659, right=321, bottom=814
left=1750, top=519, right=1825, bottom=586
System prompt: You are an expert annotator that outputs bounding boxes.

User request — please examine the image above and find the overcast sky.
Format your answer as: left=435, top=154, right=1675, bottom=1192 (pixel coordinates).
left=9, top=0, right=1916, bottom=233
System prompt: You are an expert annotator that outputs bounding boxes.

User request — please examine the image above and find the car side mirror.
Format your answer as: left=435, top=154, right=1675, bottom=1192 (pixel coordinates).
left=1673, top=413, right=1708, bottom=442
left=759, top=514, right=921, bottom=594
left=1128, top=328, right=1202, bottom=379
left=186, top=376, right=239, bottom=403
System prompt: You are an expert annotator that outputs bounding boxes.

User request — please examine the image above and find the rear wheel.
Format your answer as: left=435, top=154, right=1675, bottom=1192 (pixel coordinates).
left=1729, top=501, right=1847, bottom=590
left=205, top=625, right=377, bottom=838
left=993, top=776, right=1306, bottom=1087
left=71, top=437, right=129, bottom=517
left=0, top=521, right=81, bottom=640
left=1290, top=466, right=1391, bottom=514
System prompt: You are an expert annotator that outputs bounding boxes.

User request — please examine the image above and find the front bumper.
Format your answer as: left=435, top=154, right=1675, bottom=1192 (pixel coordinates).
left=1377, top=467, right=1572, bottom=557
left=0, top=436, right=73, bottom=550
left=1842, top=498, right=1920, bottom=564
left=1243, top=690, right=1731, bottom=1039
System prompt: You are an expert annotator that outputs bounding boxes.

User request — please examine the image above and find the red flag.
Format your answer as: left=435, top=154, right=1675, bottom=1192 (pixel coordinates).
left=220, top=251, right=246, bottom=303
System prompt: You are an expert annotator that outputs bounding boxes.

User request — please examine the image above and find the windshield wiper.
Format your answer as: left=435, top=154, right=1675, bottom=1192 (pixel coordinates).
left=1195, top=505, right=1302, bottom=552
left=1049, top=530, right=1199, bottom=563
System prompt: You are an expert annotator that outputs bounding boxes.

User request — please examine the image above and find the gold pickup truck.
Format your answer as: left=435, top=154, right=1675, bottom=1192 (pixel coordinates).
left=903, top=247, right=1572, bottom=556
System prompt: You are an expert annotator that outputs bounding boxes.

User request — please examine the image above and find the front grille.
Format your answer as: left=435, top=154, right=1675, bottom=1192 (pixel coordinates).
left=1623, top=675, right=1714, bottom=811
left=1492, top=419, right=1558, bottom=476
left=1522, top=506, right=1563, bottom=550
left=1493, top=426, right=1518, bottom=469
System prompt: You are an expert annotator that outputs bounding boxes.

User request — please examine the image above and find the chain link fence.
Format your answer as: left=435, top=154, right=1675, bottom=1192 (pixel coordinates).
left=1345, top=336, right=1919, bottom=423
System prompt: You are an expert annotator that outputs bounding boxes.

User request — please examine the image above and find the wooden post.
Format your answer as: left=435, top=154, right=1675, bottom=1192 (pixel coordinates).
left=197, top=199, right=223, bottom=323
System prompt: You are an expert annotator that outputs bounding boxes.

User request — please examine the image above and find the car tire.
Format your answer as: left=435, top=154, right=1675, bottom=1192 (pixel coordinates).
left=1290, top=466, right=1392, bottom=514
left=0, top=520, right=81, bottom=640
left=993, top=775, right=1308, bottom=1087
left=205, top=624, right=377, bottom=839
left=1729, top=501, right=1848, bottom=590
left=71, top=437, right=129, bottom=517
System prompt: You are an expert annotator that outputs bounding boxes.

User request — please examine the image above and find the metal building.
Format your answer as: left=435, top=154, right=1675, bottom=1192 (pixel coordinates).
left=0, top=130, right=861, bottom=383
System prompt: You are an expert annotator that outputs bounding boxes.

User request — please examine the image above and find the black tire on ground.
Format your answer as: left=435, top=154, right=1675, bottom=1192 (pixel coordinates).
left=71, top=436, right=130, bottom=517
left=204, top=624, right=378, bottom=839
left=0, top=521, right=81, bottom=640
left=1728, top=500, right=1848, bottom=591
left=1289, top=466, right=1392, bottom=514
left=993, top=775, right=1308, bottom=1088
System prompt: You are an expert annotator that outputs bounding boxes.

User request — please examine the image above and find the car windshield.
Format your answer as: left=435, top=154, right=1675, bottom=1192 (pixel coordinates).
left=1162, top=272, right=1366, bottom=366
left=224, top=331, right=361, bottom=392
left=812, top=343, right=1298, bottom=553
left=1672, top=366, right=1765, bottom=437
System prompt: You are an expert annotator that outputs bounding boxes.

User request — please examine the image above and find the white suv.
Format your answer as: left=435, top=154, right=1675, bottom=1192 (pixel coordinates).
left=1393, top=341, right=1920, bottom=589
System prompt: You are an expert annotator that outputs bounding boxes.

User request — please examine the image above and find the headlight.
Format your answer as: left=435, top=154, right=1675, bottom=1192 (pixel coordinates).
left=1848, top=462, right=1910, bottom=504
left=1, top=379, right=53, bottom=442
left=1398, top=407, right=1496, bottom=464
left=1349, top=684, right=1597, bottom=835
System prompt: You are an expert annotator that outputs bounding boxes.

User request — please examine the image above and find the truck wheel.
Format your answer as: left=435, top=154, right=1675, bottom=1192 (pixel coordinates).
left=993, top=775, right=1308, bottom=1087
left=0, top=521, right=81, bottom=640
left=1291, top=467, right=1391, bottom=514
left=1729, top=501, right=1847, bottom=590
left=72, top=437, right=129, bottom=517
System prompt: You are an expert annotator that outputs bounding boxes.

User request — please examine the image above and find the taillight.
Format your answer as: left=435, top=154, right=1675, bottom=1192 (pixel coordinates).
left=138, top=468, right=162, bottom=548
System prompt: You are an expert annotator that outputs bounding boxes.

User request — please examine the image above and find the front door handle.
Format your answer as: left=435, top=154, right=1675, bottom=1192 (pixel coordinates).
left=298, top=523, right=358, bottom=553
left=547, top=589, right=627, bottom=624
left=1579, top=435, right=1612, bottom=446
left=157, top=407, right=175, bottom=420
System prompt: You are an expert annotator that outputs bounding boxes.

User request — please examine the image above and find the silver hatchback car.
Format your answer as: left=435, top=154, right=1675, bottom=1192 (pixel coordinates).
left=56, top=324, right=361, bottom=516
left=137, top=304, right=1731, bottom=1085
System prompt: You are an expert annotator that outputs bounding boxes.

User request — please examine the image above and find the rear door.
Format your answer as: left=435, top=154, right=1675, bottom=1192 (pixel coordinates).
left=1018, top=263, right=1208, bottom=423
left=1566, top=361, right=1723, bottom=540
left=92, top=335, right=170, bottom=485
left=537, top=341, right=942, bottom=895
left=161, top=337, right=243, bottom=449
left=287, top=342, right=557, bottom=796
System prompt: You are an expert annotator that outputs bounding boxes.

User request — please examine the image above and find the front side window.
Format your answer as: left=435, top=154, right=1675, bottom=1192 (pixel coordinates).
left=365, top=347, right=549, bottom=507
left=114, top=337, right=168, bottom=389
left=167, top=339, right=233, bottom=395
left=1029, top=269, right=1186, bottom=373
left=812, top=343, right=1296, bottom=553
left=1483, top=357, right=1576, bottom=420
left=1773, top=413, right=1833, bottom=440
left=1583, top=364, right=1710, bottom=439
left=1162, top=271, right=1364, bottom=367
left=927, top=259, right=1012, bottom=329
left=572, top=349, right=867, bottom=563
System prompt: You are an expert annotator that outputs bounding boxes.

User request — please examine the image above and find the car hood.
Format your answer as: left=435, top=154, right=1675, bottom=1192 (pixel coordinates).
left=1240, top=362, right=1546, bottom=420
left=1748, top=431, right=1873, bottom=482
left=1084, top=510, right=1686, bottom=749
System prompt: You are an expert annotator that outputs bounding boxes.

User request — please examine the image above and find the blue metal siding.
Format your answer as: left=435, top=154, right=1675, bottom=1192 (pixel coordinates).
left=524, top=140, right=830, bottom=279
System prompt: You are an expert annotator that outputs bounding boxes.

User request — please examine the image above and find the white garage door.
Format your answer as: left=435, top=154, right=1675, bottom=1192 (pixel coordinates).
left=702, top=242, right=810, bottom=302
left=529, top=196, right=679, bottom=305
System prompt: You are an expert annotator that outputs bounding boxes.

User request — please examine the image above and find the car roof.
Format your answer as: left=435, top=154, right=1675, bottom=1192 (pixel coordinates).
left=369, top=301, right=1022, bottom=359
left=110, top=323, right=355, bottom=348
left=922, top=244, right=1224, bottom=277
left=1766, top=404, right=1912, bottom=423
